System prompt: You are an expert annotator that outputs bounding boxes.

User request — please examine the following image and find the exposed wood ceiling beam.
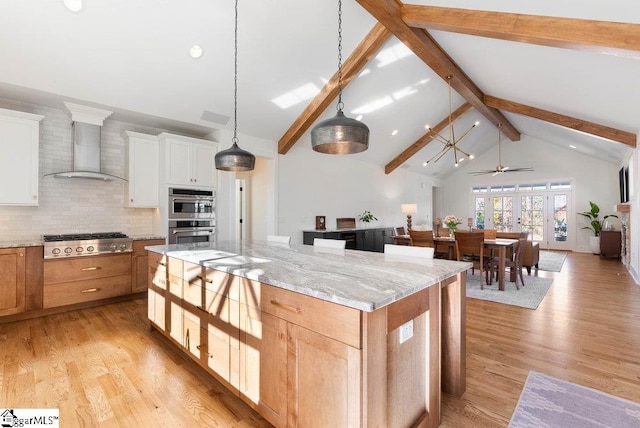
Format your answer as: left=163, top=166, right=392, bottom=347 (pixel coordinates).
left=385, top=102, right=473, bottom=174
left=485, top=95, right=637, bottom=148
left=356, top=0, right=520, bottom=142
left=277, top=22, right=391, bottom=154
left=402, top=5, right=640, bottom=59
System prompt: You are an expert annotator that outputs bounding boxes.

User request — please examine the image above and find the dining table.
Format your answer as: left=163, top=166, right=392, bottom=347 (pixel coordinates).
left=434, top=236, right=519, bottom=291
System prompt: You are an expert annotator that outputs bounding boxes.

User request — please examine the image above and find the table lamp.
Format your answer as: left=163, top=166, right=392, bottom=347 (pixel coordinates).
left=468, top=217, right=473, bottom=232
left=401, top=204, right=417, bottom=231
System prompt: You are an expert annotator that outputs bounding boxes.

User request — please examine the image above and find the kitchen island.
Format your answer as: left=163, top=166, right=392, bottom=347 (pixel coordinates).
left=146, top=240, right=470, bottom=427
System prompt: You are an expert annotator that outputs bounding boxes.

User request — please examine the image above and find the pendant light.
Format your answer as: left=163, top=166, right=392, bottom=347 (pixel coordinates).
left=310, top=0, right=369, bottom=155
left=215, top=0, right=255, bottom=172
left=425, top=76, right=478, bottom=167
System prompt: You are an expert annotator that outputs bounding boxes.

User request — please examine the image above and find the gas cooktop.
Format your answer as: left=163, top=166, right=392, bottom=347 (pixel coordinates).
left=43, top=232, right=133, bottom=258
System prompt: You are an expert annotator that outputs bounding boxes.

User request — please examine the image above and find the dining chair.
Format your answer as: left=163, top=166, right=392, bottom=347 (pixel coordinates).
left=384, top=244, right=434, bottom=259
left=267, top=235, right=291, bottom=244
left=395, top=226, right=407, bottom=236
left=313, top=238, right=346, bottom=249
left=473, top=228, right=497, bottom=240
left=490, top=231, right=528, bottom=289
left=454, top=230, right=490, bottom=288
left=408, top=229, right=435, bottom=247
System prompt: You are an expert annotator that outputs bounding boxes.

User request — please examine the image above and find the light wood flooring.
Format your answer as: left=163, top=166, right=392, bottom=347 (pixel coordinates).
left=1, top=252, right=639, bottom=427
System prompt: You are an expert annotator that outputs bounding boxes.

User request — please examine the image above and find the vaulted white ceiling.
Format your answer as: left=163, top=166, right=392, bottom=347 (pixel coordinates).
left=0, top=0, right=638, bottom=178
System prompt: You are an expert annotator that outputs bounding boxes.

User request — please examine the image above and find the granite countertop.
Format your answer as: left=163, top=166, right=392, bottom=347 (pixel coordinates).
left=0, top=235, right=166, bottom=249
left=146, top=240, right=470, bottom=312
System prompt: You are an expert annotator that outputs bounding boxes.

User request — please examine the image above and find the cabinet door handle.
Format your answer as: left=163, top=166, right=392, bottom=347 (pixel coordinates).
left=197, top=275, right=213, bottom=283
left=81, top=288, right=100, bottom=293
left=81, top=266, right=102, bottom=271
left=195, top=306, right=209, bottom=314
left=270, top=300, right=301, bottom=314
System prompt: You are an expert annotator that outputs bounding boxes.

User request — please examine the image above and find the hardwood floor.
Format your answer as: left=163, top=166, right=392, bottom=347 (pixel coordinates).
left=1, top=252, right=639, bottom=427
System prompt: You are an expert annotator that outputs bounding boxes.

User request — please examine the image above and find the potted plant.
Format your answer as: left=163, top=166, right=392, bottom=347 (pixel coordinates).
left=358, top=210, right=377, bottom=227
left=578, top=201, right=618, bottom=254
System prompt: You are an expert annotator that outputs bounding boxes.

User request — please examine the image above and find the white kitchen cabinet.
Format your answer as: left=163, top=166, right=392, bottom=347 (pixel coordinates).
left=159, top=133, right=217, bottom=188
left=123, top=131, right=159, bottom=208
left=0, top=108, right=44, bottom=205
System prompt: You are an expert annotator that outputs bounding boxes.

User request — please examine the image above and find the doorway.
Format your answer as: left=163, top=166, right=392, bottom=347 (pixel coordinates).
left=472, top=181, right=573, bottom=250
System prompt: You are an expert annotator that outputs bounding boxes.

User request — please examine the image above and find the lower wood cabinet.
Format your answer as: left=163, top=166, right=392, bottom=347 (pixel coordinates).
left=148, top=253, right=446, bottom=427
left=44, top=253, right=132, bottom=308
left=600, top=230, right=622, bottom=259
left=132, top=239, right=164, bottom=292
left=0, top=247, right=26, bottom=316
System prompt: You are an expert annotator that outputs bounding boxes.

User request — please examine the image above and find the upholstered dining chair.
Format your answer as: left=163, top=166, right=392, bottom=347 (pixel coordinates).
left=313, top=238, right=346, bottom=249
left=384, top=244, right=434, bottom=259
left=454, top=230, right=491, bottom=288
left=267, top=235, right=291, bottom=244
left=408, top=229, right=435, bottom=247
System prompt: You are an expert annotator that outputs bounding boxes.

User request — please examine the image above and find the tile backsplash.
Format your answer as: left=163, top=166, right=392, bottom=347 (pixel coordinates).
left=0, top=96, right=179, bottom=241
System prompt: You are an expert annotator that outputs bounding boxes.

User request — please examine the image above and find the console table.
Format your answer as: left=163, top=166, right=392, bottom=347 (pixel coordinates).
left=303, top=227, right=394, bottom=252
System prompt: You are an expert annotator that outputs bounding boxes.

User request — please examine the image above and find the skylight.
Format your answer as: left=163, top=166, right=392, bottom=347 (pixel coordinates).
left=375, top=42, right=412, bottom=68
left=351, top=96, right=394, bottom=115
left=271, top=83, right=320, bottom=109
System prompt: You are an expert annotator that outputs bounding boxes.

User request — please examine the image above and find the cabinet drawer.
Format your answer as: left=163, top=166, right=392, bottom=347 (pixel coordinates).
left=44, top=253, right=131, bottom=284
left=148, top=251, right=167, bottom=270
left=43, top=275, right=131, bottom=308
left=149, top=266, right=167, bottom=290
left=204, top=268, right=239, bottom=301
left=261, top=285, right=361, bottom=349
left=169, top=275, right=202, bottom=307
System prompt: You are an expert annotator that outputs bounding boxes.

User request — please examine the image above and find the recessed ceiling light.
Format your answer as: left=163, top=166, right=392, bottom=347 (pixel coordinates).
left=189, top=45, right=204, bottom=59
left=423, top=162, right=427, bottom=167
left=424, top=124, right=430, bottom=129
left=391, top=130, right=398, bottom=136
left=62, top=0, right=84, bottom=13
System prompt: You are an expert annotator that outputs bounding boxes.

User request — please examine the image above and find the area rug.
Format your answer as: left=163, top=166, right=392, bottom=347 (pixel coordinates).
left=466, top=274, right=552, bottom=309
left=537, top=250, right=568, bottom=272
left=509, top=371, right=640, bottom=427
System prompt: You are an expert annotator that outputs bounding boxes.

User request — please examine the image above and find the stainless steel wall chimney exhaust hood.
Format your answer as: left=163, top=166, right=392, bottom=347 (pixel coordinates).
left=45, top=102, right=126, bottom=182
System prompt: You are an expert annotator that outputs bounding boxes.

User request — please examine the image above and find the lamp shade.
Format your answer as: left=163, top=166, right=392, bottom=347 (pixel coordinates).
left=311, top=110, right=369, bottom=154
left=401, top=204, right=417, bottom=214
left=215, top=142, right=256, bottom=171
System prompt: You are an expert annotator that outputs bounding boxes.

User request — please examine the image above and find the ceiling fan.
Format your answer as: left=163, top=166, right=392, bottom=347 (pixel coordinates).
left=468, top=124, right=534, bottom=176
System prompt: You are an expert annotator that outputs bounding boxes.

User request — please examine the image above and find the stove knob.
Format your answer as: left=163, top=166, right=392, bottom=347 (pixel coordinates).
left=119, top=244, right=128, bottom=251
left=64, top=247, right=73, bottom=254
left=110, top=244, right=117, bottom=251
left=87, top=246, right=95, bottom=252
left=52, top=248, right=61, bottom=255
left=76, top=247, right=84, bottom=253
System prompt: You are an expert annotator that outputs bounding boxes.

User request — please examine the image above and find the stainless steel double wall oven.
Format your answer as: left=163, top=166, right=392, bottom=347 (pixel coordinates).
left=168, top=187, right=216, bottom=244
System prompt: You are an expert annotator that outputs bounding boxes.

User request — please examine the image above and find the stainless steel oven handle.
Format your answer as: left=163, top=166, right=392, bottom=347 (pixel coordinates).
left=172, top=228, right=215, bottom=235
left=172, top=197, right=214, bottom=202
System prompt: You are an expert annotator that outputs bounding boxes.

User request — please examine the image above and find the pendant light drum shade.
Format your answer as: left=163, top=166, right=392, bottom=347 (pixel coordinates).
left=311, top=110, right=369, bottom=154
left=215, top=142, right=255, bottom=171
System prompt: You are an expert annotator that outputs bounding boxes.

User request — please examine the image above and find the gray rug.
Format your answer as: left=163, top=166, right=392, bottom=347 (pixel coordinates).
left=509, top=371, right=640, bottom=427
left=538, top=250, right=568, bottom=272
left=466, top=273, right=552, bottom=309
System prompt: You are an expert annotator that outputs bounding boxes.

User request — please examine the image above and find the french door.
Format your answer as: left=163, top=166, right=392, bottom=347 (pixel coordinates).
left=473, top=183, right=573, bottom=250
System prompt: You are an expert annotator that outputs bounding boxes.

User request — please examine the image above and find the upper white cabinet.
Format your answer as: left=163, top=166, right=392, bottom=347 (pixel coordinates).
left=159, top=133, right=217, bottom=188
left=0, top=108, right=44, bottom=206
left=123, top=131, right=159, bottom=208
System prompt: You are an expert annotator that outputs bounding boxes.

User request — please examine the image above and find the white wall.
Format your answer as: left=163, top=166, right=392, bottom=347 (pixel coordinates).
left=441, top=134, right=621, bottom=252
left=278, top=144, right=439, bottom=244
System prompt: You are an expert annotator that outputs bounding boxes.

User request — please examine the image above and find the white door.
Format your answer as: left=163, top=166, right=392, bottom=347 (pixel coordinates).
left=545, top=191, right=571, bottom=250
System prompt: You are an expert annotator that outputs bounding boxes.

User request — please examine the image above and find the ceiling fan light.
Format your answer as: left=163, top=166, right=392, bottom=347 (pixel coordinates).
left=311, top=110, right=369, bottom=154
left=215, top=142, right=256, bottom=171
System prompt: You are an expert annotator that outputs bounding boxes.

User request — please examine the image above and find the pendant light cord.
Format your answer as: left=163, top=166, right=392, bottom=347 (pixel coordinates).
left=336, top=0, right=344, bottom=111
left=233, top=0, right=239, bottom=145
